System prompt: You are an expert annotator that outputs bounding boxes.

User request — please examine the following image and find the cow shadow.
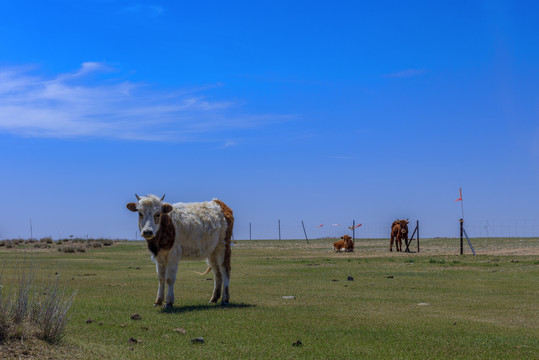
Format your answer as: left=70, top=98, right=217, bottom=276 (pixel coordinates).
left=161, top=302, right=255, bottom=314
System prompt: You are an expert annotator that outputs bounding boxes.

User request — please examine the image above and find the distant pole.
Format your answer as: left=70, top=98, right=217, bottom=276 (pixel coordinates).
left=278, top=219, right=281, bottom=240
left=301, top=221, right=309, bottom=244
left=461, top=189, right=465, bottom=220
left=249, top=222, right=252, bottom=241
left=417, top=220, right=420, bottom=253
left=460, top=219, right=464, bottom=255
left=352, top=220, right=355, bottom=241
left=30, top=219, right=33, bottom=240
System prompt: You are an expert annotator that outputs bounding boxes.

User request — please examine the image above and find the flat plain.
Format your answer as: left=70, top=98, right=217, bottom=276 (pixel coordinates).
left=0, top=237, right=538, bottom=359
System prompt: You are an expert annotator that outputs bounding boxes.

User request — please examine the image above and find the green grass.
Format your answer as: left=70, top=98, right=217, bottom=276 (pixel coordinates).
left=0, top=238, right=538, bottom=359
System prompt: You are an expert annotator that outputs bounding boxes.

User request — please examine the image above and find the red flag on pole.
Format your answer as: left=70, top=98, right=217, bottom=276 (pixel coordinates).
left=455, top=188, right=462, bottom=201
left=316, top=224, right=324, bottom=228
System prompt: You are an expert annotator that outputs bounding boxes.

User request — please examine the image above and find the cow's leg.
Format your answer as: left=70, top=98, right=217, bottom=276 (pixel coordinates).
left=208, top=246, right=227, bottom=304
left=220, top=259, right=230, bottom=305
left=164, top=259, right=179, bottom=309
left=155, top=262, right=166, bottom=306
left=390, top=235, right=394, bottom=252
left=396, top=235, right=401, bottom=252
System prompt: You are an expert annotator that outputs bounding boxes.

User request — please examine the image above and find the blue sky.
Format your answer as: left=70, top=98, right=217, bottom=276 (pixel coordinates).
left=0, top=1, right=538, bottom=240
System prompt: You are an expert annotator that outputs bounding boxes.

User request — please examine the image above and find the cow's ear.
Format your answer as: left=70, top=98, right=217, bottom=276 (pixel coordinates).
left=161, top=204, right=173, bottom=214
left=127, top=203, right=138, bottom=212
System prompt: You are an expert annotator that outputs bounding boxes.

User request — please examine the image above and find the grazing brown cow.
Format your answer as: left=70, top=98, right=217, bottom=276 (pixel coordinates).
left=333, top=235, right=354, bottom=252
left=390, top=219, right=409, bottom=252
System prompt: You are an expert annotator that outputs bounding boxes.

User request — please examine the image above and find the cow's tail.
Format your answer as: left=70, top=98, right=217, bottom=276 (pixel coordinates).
left=213, top=199, right=234, bottom=278
left=194, top=267, right=212, bottom=276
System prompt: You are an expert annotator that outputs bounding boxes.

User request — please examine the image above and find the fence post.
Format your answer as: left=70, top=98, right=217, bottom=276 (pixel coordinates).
left=417, top=220, right=420, bottom=253
left=301, top=221, right=309, bottom=244
left=459, top=219, right=464, bottom=255
left=250, top=222, right=252, bottom=241
left=278, top=219, right=281, bottom=240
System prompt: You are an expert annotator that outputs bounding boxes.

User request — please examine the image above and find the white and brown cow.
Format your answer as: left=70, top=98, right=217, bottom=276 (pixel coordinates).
left=126, top=194, right=234, bottom=308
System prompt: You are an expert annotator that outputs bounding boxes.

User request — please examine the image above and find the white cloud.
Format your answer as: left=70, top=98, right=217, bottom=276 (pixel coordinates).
left=0, top=63, right=290, bottom=141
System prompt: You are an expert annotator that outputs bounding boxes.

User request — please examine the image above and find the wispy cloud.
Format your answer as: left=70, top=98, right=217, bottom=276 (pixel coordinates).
left=383, top=69, right=427, bottom=78
left=0, top=63, right=291, bottom=141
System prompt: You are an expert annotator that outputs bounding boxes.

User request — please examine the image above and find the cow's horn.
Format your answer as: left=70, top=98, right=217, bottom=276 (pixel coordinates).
left=135, top=194, right=141, bottom=201
left=161, top=194, right=165, bottom=201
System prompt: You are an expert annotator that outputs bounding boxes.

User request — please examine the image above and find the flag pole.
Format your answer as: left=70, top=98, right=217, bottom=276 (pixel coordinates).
left=460, top=188, right=464, bottom=220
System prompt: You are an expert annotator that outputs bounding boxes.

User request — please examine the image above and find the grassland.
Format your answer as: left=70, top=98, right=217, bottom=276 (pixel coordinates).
left=0, top=237, right=538, bottom=359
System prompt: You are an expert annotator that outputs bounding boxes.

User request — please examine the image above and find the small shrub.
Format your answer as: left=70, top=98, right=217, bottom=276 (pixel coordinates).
left=5, top=241, right=13, bottom=249
left=59, top=246, right=76, bottom=254
left=40, top=237, right=53, bottom=244
left=0, top=262, right=75, bottom=344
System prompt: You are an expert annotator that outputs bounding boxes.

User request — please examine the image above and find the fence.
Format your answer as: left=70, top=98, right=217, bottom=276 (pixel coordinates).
left=235, top=219, right=539, bottom=240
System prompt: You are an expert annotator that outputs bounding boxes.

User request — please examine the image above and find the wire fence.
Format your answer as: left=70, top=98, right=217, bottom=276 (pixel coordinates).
left=235, top=219, right=539, bottom=240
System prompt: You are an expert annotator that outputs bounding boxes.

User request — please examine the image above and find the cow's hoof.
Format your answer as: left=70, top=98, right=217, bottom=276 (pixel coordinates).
left=221, top=300, right=229, bottom=306
left=163, top=303, right=173, bottom=311
left=154, top=300, right=163, bottom=306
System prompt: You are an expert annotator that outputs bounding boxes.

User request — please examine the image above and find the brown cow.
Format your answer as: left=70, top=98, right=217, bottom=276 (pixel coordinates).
left=390, top=219, right=409, bottom=252
left=333, top=235, right=354, bottom=252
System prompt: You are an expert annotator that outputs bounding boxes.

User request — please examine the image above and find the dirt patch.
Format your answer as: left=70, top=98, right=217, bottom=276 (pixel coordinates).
left=0, top=337, right=83, bottom=359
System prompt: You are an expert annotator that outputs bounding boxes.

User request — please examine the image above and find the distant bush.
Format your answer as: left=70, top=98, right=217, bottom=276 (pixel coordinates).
left=40, top=237, right=53, bottom=244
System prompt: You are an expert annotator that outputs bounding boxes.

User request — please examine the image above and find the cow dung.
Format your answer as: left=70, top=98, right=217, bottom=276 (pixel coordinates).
left=130, top=314, right=142, bottom=320
left=347, top=276, right=354, bottom=281
left=292, top=340, right=303, bottom=347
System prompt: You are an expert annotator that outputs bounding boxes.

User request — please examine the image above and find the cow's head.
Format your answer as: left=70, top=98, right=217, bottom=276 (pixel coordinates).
left=126, top=194, right=173, bottom=240
left=400, top=219, right=409, bottom=233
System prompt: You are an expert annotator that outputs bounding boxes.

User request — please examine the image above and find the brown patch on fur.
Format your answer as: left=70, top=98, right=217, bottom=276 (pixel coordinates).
left=213, top=199, right=234, bottom=276
left=147, top=212, right=175, bottom=256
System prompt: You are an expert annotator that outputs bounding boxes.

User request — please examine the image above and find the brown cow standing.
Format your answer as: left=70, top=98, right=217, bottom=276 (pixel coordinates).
left=333, top=235, right=354, bottom=252
left=390, top=219, right=409, bottom=252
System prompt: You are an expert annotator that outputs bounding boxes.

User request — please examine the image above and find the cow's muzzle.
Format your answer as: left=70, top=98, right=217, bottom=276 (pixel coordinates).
left=142, top=230, right=154, bottom=239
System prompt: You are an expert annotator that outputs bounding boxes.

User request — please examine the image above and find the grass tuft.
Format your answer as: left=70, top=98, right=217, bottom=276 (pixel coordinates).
left=0, top=261, right=75, bottom=344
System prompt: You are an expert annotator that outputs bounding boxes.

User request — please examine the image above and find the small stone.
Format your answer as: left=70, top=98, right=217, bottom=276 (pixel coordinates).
left=347, top=276, right=354, bottom=281
left=85, top=319, right=94, bottom=324
left=128, top=337, right=138, bottom=344
left=386, top=276, right=394, bottom=279
left=282, top=296, right=295, bottom=299
left=331, top=279, right=339, bottom=282
left=191, top=337, right=205, bottom=344
left=292, top=340, right=302, bottom=347
left=417, top=303, right=430, bottom=306
left=173, top=328, right=187, bottom=334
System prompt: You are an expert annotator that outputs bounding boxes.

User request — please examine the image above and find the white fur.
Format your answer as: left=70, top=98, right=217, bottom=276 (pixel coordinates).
left=132, top=194, right=231, bottom=307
